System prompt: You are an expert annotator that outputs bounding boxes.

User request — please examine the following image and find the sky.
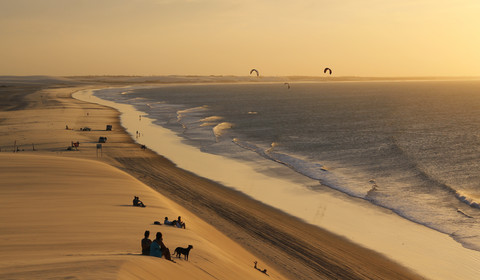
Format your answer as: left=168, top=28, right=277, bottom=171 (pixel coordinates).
left=1, top=0, right=479, bottom=77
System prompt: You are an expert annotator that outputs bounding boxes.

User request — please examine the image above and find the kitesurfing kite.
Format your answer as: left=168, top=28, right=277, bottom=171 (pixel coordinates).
left=250, top=69, right=259, bottom=77
left=324, top=67, right=332, bottom=75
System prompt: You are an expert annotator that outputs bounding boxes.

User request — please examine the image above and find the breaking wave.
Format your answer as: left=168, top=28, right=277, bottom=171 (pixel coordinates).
left=456, top=191, right=480, bottom=209
left=177, top=106, right=208, bottom=122
left=213, top=122, right=234, bottom=142
left=232, top=138, right=367, bottom=198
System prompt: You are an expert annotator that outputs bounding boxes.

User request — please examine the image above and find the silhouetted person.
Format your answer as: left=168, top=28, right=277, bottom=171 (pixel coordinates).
left=176, top=216, right=186, bottom=229
left=164, top=217, right=173, bottom=226
left=141, top=230, right=152, bottom=255
left=150, top=232, right=173, bottom=261
left=133, top=196, right=145, bottom=207
left=254, top=261, right=269, bottom=276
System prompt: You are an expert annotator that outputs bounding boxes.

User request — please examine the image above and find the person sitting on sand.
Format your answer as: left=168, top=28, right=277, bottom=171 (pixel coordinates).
left=164, top=217, right=173, bottom=226
left=141, top=230, right=152, bottom=255
left=133, top=196, right=146, bottom=207
left=176, top=216, right=186, bottom=229
left=150, top=232, right=173, bottom=261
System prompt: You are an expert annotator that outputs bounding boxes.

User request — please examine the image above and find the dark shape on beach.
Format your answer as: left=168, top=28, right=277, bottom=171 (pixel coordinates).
left=324, top=67, right=332, bottom=75
left=250, top=69, right=259, bottom=77
left=70, top=141, right=80, bottom=151
left=284, top=82, right=290, bottom=89
left=141, top=230, right=152, bottom=255
left=174, top=245, right=193, bottom=260
left=133, top=196, right=146, bottom=207
left=253, top=261, right=269, bottom=276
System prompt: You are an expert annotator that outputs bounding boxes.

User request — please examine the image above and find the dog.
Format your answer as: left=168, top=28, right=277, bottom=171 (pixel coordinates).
left=174, top=245, right=193, bottom=260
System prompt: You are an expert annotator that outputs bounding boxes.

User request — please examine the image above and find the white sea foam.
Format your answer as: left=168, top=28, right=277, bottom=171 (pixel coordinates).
left=233, top=138, right=369, bottom=198
left=232, top=138, right=268, bottom=156
left=265, top=142, right=278, bottom=153
left=200, top=116, right=223, bottom=122
left=213, top=122, right=234, bottom=142
left=177, top=106, right=208, bottom=121
left=199, top=116, right=223, bottom=128
left=456, top=190, right=480, bottom=209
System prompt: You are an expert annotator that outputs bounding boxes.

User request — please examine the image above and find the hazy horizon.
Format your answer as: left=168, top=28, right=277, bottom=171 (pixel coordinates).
left=1, top=1, right=479, bottom=77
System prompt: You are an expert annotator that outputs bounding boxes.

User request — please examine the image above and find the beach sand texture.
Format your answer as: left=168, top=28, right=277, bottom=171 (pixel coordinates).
left=0, top=81, right=424, bottom=279
left=0, top=152, right=287, bottom=279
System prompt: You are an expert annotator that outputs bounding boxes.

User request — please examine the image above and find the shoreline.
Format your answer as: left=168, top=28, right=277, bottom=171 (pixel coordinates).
left=0, top=80, right=431, bottom=279
left=76, top=85, right=480, bottom=280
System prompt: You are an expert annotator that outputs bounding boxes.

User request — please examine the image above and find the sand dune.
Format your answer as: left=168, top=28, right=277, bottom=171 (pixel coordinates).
left=0, top=153, right=283, bottom=279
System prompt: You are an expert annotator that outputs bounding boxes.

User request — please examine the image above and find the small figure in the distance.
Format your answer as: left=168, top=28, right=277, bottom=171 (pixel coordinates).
left=164, top=217, right=173, bottom=226
left=176, top=216, right=186, bottom=229
left=133, top=196, right=146, bottom=207
left=254, top=261, right=269, bottom=276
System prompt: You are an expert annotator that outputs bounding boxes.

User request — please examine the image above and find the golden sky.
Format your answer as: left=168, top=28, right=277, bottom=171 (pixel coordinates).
left=1, top=0, right=479, bottom=77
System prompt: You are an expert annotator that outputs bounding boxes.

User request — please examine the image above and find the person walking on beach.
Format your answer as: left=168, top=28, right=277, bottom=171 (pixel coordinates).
left=141, top=230, right=152, bottom=255
left=150, top=232, right=174, bottom=261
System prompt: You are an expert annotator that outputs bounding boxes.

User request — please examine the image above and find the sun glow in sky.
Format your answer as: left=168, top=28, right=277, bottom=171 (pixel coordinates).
left=1, top=0, right=479, bottom=77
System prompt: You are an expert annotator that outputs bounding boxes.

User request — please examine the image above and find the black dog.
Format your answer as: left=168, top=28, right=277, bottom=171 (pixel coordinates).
left=174, top=245, right=193, bottom=260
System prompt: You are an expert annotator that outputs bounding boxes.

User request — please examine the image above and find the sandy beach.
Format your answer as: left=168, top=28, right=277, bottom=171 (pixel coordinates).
left=0, top=78, right=427, bottom=279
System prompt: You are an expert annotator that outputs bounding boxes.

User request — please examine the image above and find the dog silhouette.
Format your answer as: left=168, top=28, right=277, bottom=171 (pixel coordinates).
left=174, top=245, right=193, bottom=260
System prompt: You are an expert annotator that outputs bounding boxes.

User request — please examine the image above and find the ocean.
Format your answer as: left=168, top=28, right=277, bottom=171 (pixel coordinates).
left=92, top=80, right=480, bottom=252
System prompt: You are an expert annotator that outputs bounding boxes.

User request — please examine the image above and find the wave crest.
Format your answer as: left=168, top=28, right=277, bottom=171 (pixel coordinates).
left=231, top=138, right=370, bottom=198
left=200, top=116, right=223, bottom=122
left=177, top=106, right=208, bottom=122
left=213, top=122, right=234, bottom=142
left=455, top=190, right=480, bottom=209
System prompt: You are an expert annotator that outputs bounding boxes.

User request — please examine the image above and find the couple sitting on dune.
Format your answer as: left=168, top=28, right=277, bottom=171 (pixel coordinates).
left=164, top=216, right=186, bottom=229
left=141, top=230, right=174, bottom=262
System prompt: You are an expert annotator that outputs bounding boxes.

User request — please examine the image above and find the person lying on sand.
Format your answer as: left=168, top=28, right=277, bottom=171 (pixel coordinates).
left=164, top=217, right=173, bottom=225
left=150, top=232, right=174, bottom=262
left=164, top=216, right=186, bottom=229
left=254, top=261, right=269, bottom=276
left=141, top=230, right=152, bottom=255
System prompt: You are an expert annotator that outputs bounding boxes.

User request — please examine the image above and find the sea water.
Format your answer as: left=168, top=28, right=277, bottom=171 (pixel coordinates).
left=91, top=80, right=480, bottom=252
